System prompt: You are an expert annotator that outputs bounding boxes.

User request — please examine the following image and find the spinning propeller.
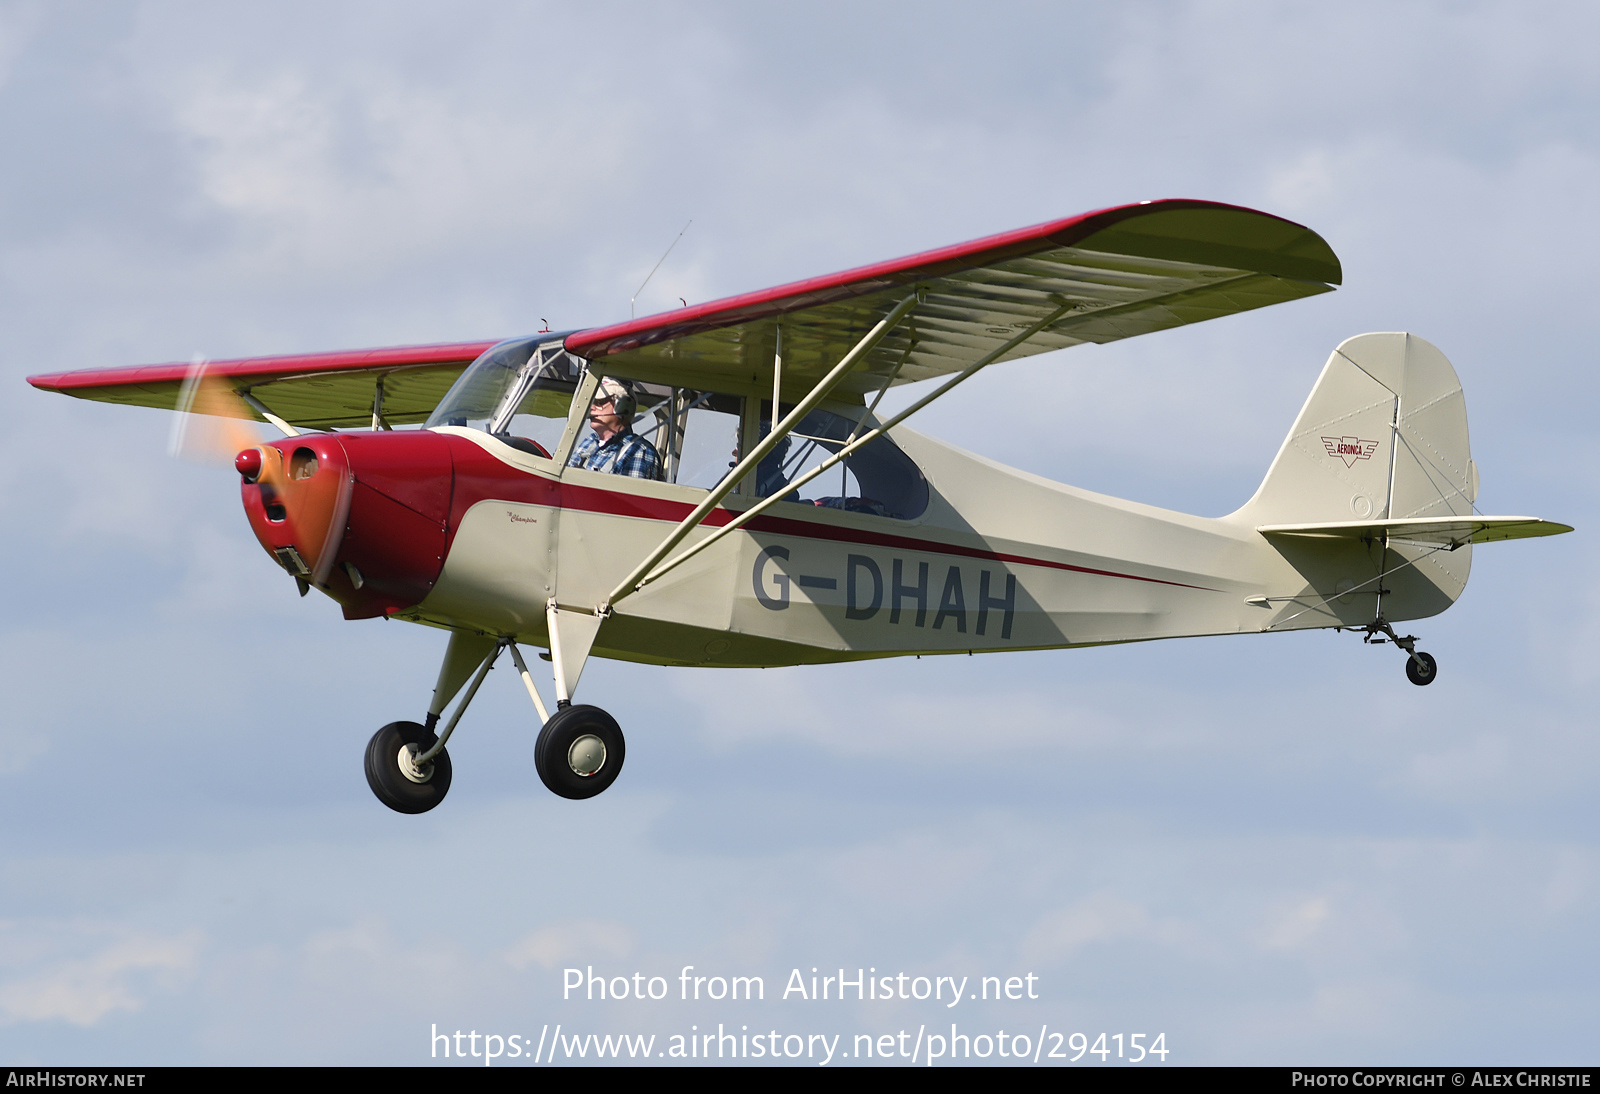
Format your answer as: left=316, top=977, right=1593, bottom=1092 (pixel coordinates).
left=167, top=356, right=267, bottom=466
left=170, top=358, right=351, bottom=596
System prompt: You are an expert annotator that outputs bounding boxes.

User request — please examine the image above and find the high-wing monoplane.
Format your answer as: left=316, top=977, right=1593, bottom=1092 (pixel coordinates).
left=29, top=200, right=1572, bottom=812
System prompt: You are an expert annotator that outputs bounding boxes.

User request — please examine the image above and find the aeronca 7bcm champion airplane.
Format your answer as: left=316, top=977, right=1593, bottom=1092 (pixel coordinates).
left=28, top=200, right=1572, bottom=813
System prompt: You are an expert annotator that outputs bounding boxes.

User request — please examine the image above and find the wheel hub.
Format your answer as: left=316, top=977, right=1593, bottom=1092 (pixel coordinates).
left=567, top=734, right=607, bottom=777
left=397, top=743, right=435, bottom=784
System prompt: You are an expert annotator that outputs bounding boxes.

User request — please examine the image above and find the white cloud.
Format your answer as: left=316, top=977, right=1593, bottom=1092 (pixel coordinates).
left=505, top=920, right=633, bottom=971
left=1259, top=895, right=1333, bottom=952
left=668, top=658, right=1181, bottom=762
left=0, top=1, right=42, bottom=91
left=163, top=66, right=639, bottom=278
left=1022, top=891, right=1159, bottom=963
left=0, top=929, right=201, bottom=1027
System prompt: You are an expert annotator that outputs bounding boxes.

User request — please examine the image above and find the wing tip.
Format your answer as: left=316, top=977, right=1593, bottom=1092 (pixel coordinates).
left=1066, top=199, right=1342, bottom=287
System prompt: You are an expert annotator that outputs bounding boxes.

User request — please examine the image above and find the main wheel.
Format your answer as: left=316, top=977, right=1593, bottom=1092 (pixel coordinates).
left=364, top=721, right=452, bottom=813
left=534, top=705, right=625, bottom=800
left=1405, top=651, right=1438, bottom=686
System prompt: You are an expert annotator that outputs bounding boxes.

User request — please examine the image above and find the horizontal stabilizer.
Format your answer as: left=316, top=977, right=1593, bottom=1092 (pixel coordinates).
left=1258, top=516, right=1573, bottom=547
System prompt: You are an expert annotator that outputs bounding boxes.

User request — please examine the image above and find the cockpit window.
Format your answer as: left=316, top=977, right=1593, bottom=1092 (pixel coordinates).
left=564, top=377, right=928, bottom=519
left=756, top=404, right=929, bottom=520
left=630, top=386, right=743, bottom=490
left=432, top=348, right=927, bottom=518
left=426, top=336, right=582, bottom=457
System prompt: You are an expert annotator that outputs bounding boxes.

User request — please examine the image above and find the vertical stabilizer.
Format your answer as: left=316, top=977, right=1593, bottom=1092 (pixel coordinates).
left=1235, top=333, right=1476, bottom=622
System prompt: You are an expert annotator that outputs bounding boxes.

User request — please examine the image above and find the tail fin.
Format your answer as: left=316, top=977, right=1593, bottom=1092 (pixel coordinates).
left=1239, top=332, right=1475, bottom=525
left=1234, top=333, right=1476, bottom=621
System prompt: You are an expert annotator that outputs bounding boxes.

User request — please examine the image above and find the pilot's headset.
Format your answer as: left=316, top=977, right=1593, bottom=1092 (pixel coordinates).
left=595, top=377, right=637, bottom=423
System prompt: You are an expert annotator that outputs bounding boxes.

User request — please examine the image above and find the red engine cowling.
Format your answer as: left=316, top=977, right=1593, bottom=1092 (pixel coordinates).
left=240, top=431, right=455, bottom=619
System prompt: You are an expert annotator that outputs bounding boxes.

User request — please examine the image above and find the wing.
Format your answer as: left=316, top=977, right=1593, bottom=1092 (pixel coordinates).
left=27, top=340, right=498, bottom=430
left=1258, top=516, right=1575, bottom=547
left=28, top=200, right=1339, bottom=427
left=566, top=199, right=1342, bottom=399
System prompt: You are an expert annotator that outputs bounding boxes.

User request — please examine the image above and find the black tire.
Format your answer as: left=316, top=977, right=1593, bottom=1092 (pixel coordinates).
left=534, top=705, right=625, bottom=800
left=364, top=721, right=452, bottom=813
left=1405, top=651, right=1438, bottom=686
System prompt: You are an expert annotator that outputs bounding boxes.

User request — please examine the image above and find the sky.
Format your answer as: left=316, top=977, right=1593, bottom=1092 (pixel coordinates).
left=1, top=0, right=1596, bottom=1067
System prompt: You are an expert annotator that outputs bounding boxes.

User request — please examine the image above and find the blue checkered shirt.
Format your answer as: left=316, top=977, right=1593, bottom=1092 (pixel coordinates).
left=567, top=430, right=663, bottom=480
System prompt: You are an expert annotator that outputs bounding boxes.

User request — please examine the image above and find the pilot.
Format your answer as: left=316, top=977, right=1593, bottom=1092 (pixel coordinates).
left=567, top=377, right=663, bottom=479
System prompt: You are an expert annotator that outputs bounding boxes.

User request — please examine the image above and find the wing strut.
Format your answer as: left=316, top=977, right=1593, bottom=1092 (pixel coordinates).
left=370, top=375, right=393, bottom=431
left=241, top=391, right=300, bottom=438
left=623, top=298, right=1078, bottom=595
left=771, top=325, right=783, bottom=434
left=603, top=291, right=923, bottom=610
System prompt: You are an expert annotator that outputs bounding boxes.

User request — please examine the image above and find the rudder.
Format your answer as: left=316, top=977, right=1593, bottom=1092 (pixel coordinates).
left=1234, top=333, right=1477, bottom=621
left=1238, top=332, right=1475, bottom=525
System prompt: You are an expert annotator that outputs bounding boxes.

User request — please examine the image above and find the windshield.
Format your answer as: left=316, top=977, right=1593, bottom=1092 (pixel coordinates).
left=426, top=335, right=583, bottom=456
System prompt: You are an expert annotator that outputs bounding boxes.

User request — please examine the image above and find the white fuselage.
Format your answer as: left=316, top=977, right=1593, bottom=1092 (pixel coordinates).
left=406, top=419, right=1459, bottom=668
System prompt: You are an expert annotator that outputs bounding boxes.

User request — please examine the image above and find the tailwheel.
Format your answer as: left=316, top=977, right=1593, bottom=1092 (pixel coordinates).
left=1360, top=620, right=1439, bottom=688
left=364, top=721, right=453, bottom=813
left=535, top=705, right=625, bottom=800
left=1406, top=651, right=1438, bottom=687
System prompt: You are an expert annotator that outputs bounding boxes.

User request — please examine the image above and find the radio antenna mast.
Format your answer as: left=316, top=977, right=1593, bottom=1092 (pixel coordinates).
left=631, top=219, right=692, bottom=319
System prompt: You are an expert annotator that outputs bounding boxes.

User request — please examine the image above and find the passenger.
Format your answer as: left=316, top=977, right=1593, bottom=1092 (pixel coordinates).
left=723, top=418, right=792, bottom=496
left=750, top=419, right=792, bottom=498
left=756, top=434, right=791, bottom=497
left=567, top=378, right=663, bottom=479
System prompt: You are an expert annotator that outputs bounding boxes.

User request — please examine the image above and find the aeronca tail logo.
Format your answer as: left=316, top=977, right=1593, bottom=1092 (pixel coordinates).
left=1321, top=436, right=1381, bottom=468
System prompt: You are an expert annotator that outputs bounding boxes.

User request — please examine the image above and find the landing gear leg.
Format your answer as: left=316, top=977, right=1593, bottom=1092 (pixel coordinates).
left=363, top=633, right=504, bottom=814
left=506, top=644, right=551, bottom=724
left=529, top=601, right=626, bottom=799
left=1361, top=619, right=1437, bottom=687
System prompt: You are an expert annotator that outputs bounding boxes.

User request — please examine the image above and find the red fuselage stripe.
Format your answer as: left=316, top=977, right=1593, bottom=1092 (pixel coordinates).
left=546, top=481, right=1213, bottom=591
